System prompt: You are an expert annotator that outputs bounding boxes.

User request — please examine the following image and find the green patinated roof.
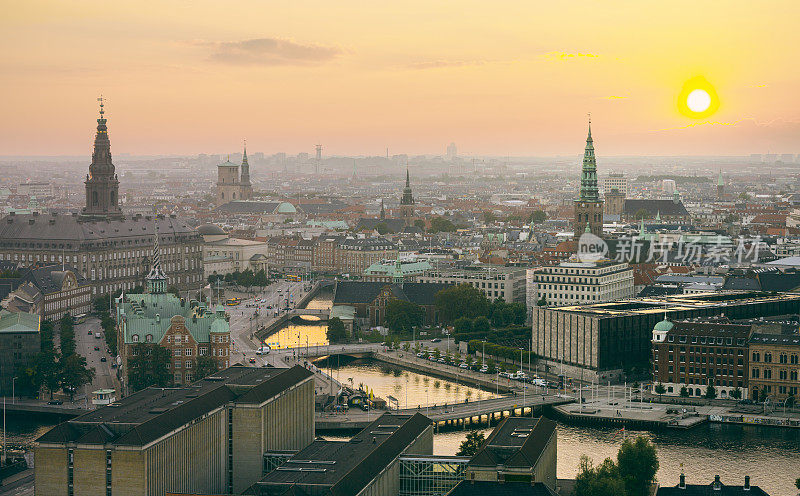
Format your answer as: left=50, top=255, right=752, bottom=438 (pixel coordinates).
left=679, top=234, right=732, bottom=245
left=118, top=293, right=228, bottom=344
left=654, top=319, right=674, bottom=332
left=0, top=310, right=40, bottom=333
left=330, top=305, right=355, bottom=320
left=276, top=202, right=297, bottom=214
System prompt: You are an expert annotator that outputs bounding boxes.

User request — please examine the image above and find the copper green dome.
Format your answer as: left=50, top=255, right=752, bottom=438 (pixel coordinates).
left=654, top=319, right=673, bottom=332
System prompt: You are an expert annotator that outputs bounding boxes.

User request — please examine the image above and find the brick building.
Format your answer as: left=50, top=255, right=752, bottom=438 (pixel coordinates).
left=748, top=332, right=800, bottom=403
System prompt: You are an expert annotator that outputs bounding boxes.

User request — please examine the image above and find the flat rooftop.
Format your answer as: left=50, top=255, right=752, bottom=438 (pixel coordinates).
left=549, top=291, right=800, bottom=317
left=253, top=412, right=430, bottom=495
left=37, top=365, right=313, bottom=448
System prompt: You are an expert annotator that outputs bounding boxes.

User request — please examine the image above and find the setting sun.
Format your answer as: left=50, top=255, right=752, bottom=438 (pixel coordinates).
left=677, top=76, right=720, bottom=119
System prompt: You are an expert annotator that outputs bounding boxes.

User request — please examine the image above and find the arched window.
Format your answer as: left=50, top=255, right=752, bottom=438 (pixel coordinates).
left=132, top=334, right=140, bottom=342
left=233, top=192, right=236, bottom=199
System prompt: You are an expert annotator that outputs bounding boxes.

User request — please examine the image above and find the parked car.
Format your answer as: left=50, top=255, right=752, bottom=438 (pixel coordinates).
left=459, top=363, right=469, bottom=369
left=430, top=338, right=441, bottom=343
left=93, top=346, right=100, bottom=351
left=479, top=365, right=489, bottom=373
left=100, top=356, right=107, bottom=362
left=249, top=357, right=256, bottom=364
left=47, top=400, right=63, bottom=405
left=88, top=330, right=93, bottom=335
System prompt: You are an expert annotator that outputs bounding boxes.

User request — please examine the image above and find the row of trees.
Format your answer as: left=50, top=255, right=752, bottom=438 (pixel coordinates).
left=653, top=383, right=745, bottom=401
left=208, top=269, right=271, bottom=289
left=15, top=315, right=95, bottom=400
left=467, top=339, right=535, bottom=365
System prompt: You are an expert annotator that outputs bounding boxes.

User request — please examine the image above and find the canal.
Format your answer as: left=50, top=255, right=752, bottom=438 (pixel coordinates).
left=331, top=359, right=800, bottom=496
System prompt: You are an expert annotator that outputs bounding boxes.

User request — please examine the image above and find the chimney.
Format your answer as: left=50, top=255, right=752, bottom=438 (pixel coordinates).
left=744, top=476, right=750, bottom=490
left=679, top=473, right=686, bottom=489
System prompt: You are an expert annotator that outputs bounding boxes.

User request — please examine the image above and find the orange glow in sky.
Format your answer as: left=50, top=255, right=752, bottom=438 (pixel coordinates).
left=1, top=1, right=798, bottom=156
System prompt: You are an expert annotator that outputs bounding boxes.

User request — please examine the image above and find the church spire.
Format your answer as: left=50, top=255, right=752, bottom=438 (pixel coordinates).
left=240, top=139, right=251, bottom=187
left=406, top=168, right=410, bottom=188
left=578, top=115, right=599, bottom=202
left=145, top=209, right=167, bottom=294
left=81, top=96, right=122, bottom=220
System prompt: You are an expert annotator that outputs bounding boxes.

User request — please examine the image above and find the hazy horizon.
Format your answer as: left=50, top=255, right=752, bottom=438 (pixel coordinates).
left=2, top=1, right=799, bottom=156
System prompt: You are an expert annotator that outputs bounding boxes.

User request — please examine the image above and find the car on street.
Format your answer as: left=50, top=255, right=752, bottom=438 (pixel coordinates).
left=430, top=338, right=441, bottom=343
left=100, top=356, right=107, bottom=362
left=437, top=358, right=446, bottom=363
left=459, top=363, right=469, bottom=369
left=94, top=346, right=100, bottom=351
left=249, top=357, right=256, bottom=363
left=47, top=400, right=63, bottom=405
left=479, top=365, right=489, bottom=373
left=88, top=330, right=93, bottom=335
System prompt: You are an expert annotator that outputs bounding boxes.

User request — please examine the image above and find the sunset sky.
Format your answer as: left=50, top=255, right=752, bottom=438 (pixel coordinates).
left=1, top=1, right=798, bottom=156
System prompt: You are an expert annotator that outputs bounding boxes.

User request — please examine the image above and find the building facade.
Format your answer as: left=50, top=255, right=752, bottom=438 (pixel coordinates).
left=417, top=265, right=526, bottom=303
left=651, top=319, right=750, bottom=399
left=117, top=230, right=231, bottom=387
left=528, top=260, right=634, bottom=307
left=217, top=146, right=253, bottom=204
left=35, top=365, right=315, bottom=496
left=603, top=173, right=628, bottom=196
left=0, top=104, right=204, bottom=297
left=0, top=310, right=40, bottom=396
left=748, top=332, right=800, bottom=403
left=574, top=122, right=604, bottom=239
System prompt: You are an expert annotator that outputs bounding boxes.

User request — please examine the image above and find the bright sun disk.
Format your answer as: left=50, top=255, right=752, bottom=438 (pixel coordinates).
left=687, top=89, right=711, bottom=113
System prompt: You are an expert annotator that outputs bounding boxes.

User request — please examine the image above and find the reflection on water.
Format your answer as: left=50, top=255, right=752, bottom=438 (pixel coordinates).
left=331, top=360, right=498, bottom=408
left=264, top=316, right=329, bottom=349
left=0, top=416, right=59, bottom=451
left=434, top=423, right=799, bottom=495
left=303, top=294, right=332, bottom=310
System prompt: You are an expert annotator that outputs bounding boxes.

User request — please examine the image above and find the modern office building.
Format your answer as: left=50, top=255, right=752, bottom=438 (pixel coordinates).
left=417, top=265, right=526, bottom=303
left=0, top=103, right=204, bottom=296
left=246, top=412, right=433, bottom=496
left=531, top=292, right=800, bottom=383
left=0, top=310, right=40, bottom=396
left=603, top=173, right=628, bottom=197
left=527, top=260, right=634, bottom=307
left=35, top=365, right=315, bottom=496
left=748, top=331, right=800, bottom=403
left=651, top=318, right=751, bottom=399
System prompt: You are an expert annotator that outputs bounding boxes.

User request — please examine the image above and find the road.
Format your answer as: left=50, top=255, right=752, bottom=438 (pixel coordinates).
left=73, top=317, right=118, bottom=404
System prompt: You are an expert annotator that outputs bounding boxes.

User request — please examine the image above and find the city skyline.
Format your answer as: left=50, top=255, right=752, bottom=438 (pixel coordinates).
left=2, top=1, right=799, bottom=157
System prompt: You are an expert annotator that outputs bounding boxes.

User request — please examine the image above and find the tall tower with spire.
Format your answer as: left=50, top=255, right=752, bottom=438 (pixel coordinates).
left=239, top=141, right=252, bottom=200
left=716, top=170, right=724, bottom=201
left=400, top=168, right=415, bottom=227
left=81, top=97, right=123, bottom=220
left=145, top=212, right=167, bottom=294
left=574, top=117, right=604, bottom=239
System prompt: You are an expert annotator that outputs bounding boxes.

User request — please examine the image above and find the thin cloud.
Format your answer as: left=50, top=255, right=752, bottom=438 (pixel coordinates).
left=602, top=95, right=628, bottom=100
left=543, top=51, right=599, bottom=61
left=406, top=60, right=487, bottom=70
left=197, top=37, right=341, bottom=66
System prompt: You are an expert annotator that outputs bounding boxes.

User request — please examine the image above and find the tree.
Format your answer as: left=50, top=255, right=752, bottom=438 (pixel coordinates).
left=729, top=387, right=742, bottom=400
left=704, top=384, right=717, bottom=400
left=428, top=216, right=456, bottom=233
left=375, top=223, right=389, bottom=235
left=654, top=383, right=666, bottom=400
left=327, top=317, right=348, bottom=344
left=574, top=456, right=626, bottom=496
left=473, top=316, right=491, bottom=334
left=455, top=431, right=485, bottom=456
left=453, top=317, right=473, bottom=335
left=679, top=386, right=689, bottom=398
left=40, top=319, right=55, bottom=352
left=529, top=210, right=547, bottom=224
left=60, top=353, right=95, bottom=401
left=617, top=436, right=659, bottom=496
left=127, top=343, right=172, bottom=392
left=486, top=358, right=496, bottom=374
left=435, top=284, right=490, bottom=322
left=36, top=350, right=62, bottom=399
left=195, top=356, right=219, bottom=380
left=59, top=313, right=76, bottom=357
left=384, top=299, right=425, bottom=333
left=413, top=219, right=426, bottom=230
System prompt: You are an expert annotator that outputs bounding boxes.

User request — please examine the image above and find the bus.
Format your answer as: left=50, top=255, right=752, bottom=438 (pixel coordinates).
left=225, top=298, right=241, bottom=306
left=286, top=275, right=301, bottom=282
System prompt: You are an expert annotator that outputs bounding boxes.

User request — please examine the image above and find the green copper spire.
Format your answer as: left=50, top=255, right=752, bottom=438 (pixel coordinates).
left=585, top=222, right=591, bottom=233
left=717, top=170, right=724, bottom=186
left=578, top=117, right=599, bottom=202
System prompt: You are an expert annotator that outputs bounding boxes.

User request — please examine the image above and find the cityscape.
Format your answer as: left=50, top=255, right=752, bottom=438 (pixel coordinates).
left=1, top=2, right=800, bottom=496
